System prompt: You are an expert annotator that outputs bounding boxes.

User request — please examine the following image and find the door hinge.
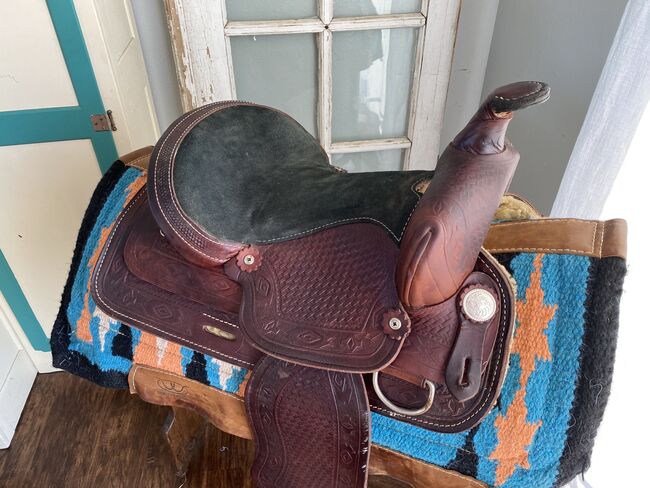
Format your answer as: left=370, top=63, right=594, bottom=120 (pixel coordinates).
left=91, top=110, right=117, bottom=132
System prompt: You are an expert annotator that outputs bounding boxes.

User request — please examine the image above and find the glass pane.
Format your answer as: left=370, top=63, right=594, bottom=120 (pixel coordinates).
left=231, top=34, right=318, bottom=136
left=332, top=28, right=417, bottom=142
left=331, top=150, right=404, bottom=172
left=226, top=0, right=317, bottom=21
left=334, top=0, right=420, bottom=17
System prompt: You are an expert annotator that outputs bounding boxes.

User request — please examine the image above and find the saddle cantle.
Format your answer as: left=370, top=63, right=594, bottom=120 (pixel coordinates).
left=92, top=81, right=551, bottom=487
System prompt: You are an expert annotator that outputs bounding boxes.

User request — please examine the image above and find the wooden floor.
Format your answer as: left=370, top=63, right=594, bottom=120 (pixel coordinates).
left=0, top=373, right=406, bottom=487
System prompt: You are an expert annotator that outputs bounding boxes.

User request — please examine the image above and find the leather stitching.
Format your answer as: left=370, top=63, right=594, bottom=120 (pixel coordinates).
left=486, top=219, right=625, bottom=257
left=153, top=104, right=238, bottom=264
left=92, top=190, right=255, bottom=366
left=599, top=221, right=606, bottom=257
left=491, top=218, right=600, bottom=227
left=494, top=81, right=543, bottom=102
left=371, top=251, right=511, bottom=428
left=202, top=313, right=239, bottom=329
left=154, top=102, right=424, bottom=250
left=255, top=176, right=429, bottom=244
left=590, top=221, right=597, bottom=256
left=129, top=153, right=150, bottom=168
left=487, top=247, right=597, bottom=255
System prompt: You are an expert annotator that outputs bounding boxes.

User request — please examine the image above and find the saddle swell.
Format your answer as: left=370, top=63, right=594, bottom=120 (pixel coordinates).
left=397, top=81, right=551, bottom=309
left=93, top=81, right=550, bottom=487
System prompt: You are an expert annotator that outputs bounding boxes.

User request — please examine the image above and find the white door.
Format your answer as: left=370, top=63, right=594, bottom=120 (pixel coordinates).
left=0, top=0, right=158, bottom=446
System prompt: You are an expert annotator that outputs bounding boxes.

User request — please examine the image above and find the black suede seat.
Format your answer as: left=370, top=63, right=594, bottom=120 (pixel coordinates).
left=170, top=105, right=433, bottom=245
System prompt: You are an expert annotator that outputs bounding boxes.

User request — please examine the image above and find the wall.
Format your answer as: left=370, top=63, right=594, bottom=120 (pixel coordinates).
left=130, top=0, right=182, bottom=131
left=481, top=0, right=627, bottom=214
left=439, top=0, right=500, bottom=149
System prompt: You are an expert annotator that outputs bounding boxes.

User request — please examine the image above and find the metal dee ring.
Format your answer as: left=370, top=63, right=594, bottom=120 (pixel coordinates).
left=372, top=372, right=436, bottom=417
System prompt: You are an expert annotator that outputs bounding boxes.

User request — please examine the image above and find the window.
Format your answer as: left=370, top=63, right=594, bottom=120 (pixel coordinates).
left=165, top=0, right=460, bottom=170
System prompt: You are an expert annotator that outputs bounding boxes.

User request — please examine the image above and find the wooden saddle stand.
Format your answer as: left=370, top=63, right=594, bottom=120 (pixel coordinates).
left=89, top=81, right=618, bottom=487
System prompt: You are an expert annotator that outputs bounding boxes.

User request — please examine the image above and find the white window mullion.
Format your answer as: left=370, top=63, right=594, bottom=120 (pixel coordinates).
left=224, top=19, right=325, bottom=36
left=330, top=137, right=412, bottom=154
left=165, top=1, right=461, bottom=170
left=328, top=13, right=425, bottom=32
left=318, top=30, right=332, bottom=153
left=318, top=0, right=334, bottom=154
left=319, top=0, right=334, bottom=24
left=403, top=0, right=430, bottom=169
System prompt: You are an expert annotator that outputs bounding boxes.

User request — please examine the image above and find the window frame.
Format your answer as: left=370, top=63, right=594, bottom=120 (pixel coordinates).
left=164, top=0, right=460, bottom=170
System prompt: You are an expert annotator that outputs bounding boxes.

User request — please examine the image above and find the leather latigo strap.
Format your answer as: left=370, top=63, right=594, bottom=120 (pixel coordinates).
left=246, top=357, right=370, bottom=488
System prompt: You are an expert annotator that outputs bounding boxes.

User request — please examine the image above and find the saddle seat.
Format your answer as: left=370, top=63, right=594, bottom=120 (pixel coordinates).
left=150, top=103, right=431, bottom=265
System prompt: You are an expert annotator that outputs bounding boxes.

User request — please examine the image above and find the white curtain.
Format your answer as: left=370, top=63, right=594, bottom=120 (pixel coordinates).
left=551, top=0, right=650, bottom=218
left=554, top=2, right=650, bottom=487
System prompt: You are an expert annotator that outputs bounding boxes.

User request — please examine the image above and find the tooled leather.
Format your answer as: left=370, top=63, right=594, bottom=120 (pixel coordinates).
left=384, top=262, right=501, bottom=388
left=90, top=189, right=261, bottom=368
left=397, top=148, right=518, bottom=309
left=246, top=357, right=370, bottom=488
left=148, top=101, right=252, bottom=267
left=226, top=223, right=408, bottom=372
left=124, top=206, right=241, bottom=314
left=96, top=189, right=513, bottom=432
left=368, top=251, right=515, bottom=433
left=453, top=82, right=549, bottom=155
left=397, top=82, right=549, bottom=310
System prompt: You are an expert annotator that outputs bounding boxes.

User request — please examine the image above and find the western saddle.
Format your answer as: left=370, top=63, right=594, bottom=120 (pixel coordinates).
left=92, top=81, right=551, bottom=487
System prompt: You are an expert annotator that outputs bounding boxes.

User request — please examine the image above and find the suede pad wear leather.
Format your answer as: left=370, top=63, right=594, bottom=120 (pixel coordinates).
left=172, top=105, right=433, bottom=245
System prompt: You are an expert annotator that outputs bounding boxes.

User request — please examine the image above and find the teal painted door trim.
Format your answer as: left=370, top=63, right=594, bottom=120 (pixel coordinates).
left=0, top=252, right=51, bottom=351
left=0, top=0, right=118, bottom=352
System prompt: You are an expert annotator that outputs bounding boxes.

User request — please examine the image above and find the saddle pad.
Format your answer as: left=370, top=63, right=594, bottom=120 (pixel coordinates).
left=246, top=357, right=370, bottom=488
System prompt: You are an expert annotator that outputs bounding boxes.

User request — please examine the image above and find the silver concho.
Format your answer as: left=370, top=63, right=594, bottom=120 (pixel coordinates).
left=461, top=288, right=497, bottom=323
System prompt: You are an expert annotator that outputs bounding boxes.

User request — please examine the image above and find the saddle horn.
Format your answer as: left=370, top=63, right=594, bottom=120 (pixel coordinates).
left=397, top=81, right=550, bottom=309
